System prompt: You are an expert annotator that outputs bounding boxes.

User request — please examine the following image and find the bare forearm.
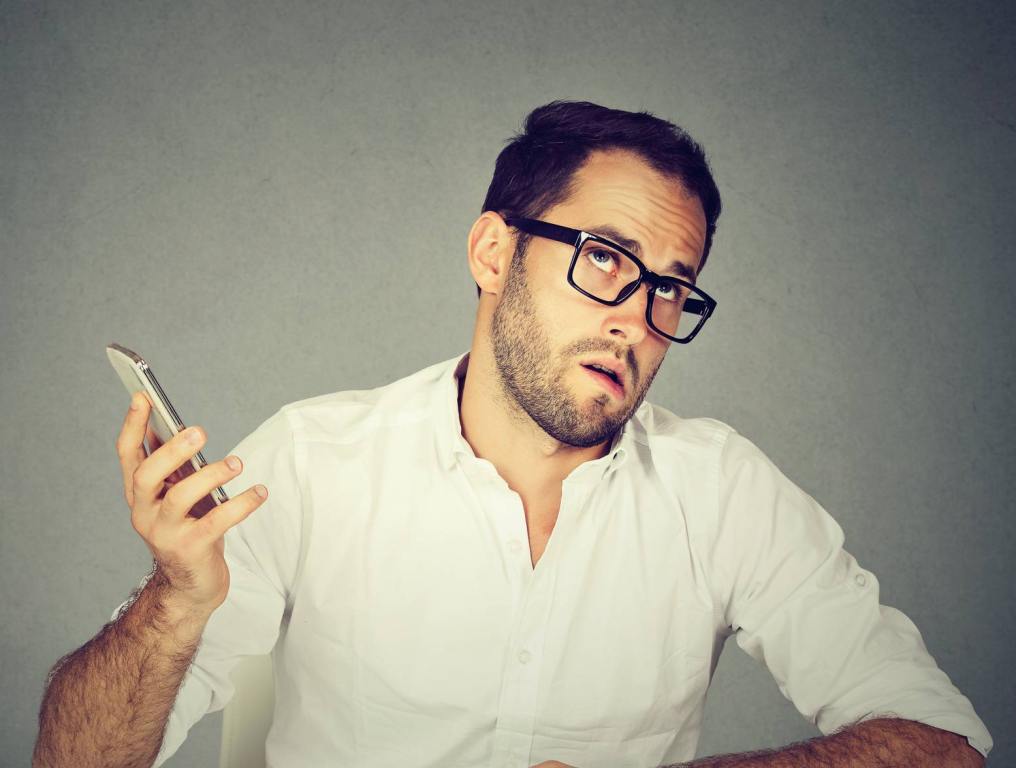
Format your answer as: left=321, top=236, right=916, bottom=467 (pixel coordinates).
left=33, top=566, right=214, bottom=768
left=665, top=718, right=984, bottom=768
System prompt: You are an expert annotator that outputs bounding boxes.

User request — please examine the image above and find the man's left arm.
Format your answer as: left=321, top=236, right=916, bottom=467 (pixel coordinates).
left=533, top=715, right=984, bottom=767
left=665, top=716, right=983, bottom=767
left=704, top=431, right=992, bottom=762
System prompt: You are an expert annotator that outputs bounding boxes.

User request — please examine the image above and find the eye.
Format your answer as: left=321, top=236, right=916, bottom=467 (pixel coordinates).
left=586, top=248, right=619, bottom=273
left=655, top=281, right=686, bottom=303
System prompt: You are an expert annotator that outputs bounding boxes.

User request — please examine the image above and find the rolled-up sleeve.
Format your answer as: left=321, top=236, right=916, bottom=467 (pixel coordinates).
left=710, top=429, right=993, bottom=759
left=108, top=406, right=304, bottom=767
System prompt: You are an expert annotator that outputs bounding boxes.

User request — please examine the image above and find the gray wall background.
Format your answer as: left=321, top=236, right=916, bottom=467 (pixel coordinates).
left=2, top=1, right=1013, bottom=765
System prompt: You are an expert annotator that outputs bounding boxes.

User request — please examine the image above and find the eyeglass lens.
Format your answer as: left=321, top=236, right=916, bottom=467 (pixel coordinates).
left=573, top=240, right=704, bottom=341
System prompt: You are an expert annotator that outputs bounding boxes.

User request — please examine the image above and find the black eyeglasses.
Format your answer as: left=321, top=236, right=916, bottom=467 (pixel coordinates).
left=504, top=217, right=717, bottom=344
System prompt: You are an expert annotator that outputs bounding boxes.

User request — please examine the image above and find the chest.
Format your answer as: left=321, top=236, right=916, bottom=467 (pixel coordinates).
left=528, top=528, right=552, bottom=568
left=292, top=481, right=717, bottom=764
left=523, top=501, right=560, bottom=569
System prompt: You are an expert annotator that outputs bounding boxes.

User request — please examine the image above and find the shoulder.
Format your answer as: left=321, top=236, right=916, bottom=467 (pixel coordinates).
left=633, top=400, right=779, bottom=484
left=632, top=400, right=736, bottom=470
left=272, top=357, right=455, bottom=447
left=630, top=401, right=794, bottom=542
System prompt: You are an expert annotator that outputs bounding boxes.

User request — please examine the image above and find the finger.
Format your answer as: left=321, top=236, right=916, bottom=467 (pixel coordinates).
left=145, top=426, right=184, bottom=486
left=133, top=426, right=207, bottom=508
left=197, top=484, right=269, bottom=539
left=161, top=453, right=242, bottom=520
left=116, top=391, right=153, bottom=508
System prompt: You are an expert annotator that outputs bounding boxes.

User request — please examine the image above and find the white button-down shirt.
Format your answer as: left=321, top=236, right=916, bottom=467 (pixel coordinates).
left=116, top=353, right=991, bottom=766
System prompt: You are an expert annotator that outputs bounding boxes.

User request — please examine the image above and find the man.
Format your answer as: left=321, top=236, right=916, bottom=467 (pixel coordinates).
left=34, top=101, right=990, bottom=767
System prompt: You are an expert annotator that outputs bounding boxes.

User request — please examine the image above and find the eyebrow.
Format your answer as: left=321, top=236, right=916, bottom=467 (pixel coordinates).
left=587, top=224, right=698, bottom=283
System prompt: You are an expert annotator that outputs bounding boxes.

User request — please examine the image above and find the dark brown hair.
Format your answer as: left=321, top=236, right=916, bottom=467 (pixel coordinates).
left=478, top=100, right=721, bottom=296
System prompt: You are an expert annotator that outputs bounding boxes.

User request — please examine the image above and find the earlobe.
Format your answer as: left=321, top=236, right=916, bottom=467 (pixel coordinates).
left=467, top=212, right=510, bottom=296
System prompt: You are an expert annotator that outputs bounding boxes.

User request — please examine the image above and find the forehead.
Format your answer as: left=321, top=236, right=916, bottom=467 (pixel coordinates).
left=548, top=149, right=707, bottom=275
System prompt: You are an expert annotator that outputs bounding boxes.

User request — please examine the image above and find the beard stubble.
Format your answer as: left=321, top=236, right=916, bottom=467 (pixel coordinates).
left=489, top=250, right=661, bottom=449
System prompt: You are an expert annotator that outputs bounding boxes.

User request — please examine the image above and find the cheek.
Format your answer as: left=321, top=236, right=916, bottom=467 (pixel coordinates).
left=636, top=345, right=667, bottom=386
left=534, top=273, right=589, bottom=331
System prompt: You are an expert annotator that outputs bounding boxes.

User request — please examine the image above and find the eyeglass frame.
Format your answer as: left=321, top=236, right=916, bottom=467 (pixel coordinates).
left=503, top=216, right=718, bottom=344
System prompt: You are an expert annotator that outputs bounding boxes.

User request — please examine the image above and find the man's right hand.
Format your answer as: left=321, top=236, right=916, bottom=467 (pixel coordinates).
left=116, top=391, right=269, bottom=613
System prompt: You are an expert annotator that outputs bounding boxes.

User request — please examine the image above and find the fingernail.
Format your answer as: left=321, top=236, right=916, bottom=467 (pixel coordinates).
left=186, top=428, right=203, bottom=444
left=254, top=484, right=268, bottom=499
left=130, top=393, right=140, bottom=410
left=226, top=456, right=241, bottom=471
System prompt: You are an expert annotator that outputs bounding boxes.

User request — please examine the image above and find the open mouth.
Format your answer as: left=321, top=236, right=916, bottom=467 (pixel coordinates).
left=581, top=363, right=624, bottom=397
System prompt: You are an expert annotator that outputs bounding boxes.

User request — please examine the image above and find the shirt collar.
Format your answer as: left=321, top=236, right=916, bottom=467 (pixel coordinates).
left=434, top=352, right=637, bottom=479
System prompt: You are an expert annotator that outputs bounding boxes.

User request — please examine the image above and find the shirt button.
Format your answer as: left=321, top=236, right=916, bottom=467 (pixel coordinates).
left=508, top=539, right=523, bottom=553
left=518, top=649, right=532, bottom=664
left=855, top=573, right=867, bottom=587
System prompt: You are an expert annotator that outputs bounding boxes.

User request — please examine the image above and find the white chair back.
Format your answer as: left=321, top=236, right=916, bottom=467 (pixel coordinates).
left=219, top=654, right=275, bottom=768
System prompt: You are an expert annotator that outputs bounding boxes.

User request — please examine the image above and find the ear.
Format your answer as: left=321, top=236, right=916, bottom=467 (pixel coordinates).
left=467, top=211, right=514, bottom=296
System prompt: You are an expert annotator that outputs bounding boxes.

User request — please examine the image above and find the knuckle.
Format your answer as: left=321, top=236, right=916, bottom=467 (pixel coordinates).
left=235, top=489, right=257, bottom=509
left=161, top=484, right=182, bottom=509
left=131, top=463, right=150, bottom=487
left=197, top=511, right=221, bottom=536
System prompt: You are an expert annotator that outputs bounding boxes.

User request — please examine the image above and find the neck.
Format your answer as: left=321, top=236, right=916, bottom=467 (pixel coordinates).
left=457, top=341, right=612, bottom=497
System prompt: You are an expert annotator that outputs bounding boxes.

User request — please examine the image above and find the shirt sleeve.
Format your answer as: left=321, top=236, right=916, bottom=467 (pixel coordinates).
left=108, top=406, right=304, bottom=767
left=710, top=429, right=993, bottom=759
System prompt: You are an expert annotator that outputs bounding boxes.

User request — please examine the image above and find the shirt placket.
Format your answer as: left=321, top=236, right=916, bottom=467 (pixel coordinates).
left=489, top=489, right=551, bottom=768
left=456, top=456, right=601, bottom=768
left=490, top=478, right=594, bottom=768
left=452, top=458, right=544, bottom=767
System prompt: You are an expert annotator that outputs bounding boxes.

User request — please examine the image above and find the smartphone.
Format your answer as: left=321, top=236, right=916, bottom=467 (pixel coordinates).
left=106, top=343, right=229, bottom=518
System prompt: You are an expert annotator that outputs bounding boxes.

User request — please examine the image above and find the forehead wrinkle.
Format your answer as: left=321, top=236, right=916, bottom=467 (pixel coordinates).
left=585, top=223, right=701, bottom=283
left=562, top=152, right=707, bottom=273
left=582, top=198, right=705, bottom=278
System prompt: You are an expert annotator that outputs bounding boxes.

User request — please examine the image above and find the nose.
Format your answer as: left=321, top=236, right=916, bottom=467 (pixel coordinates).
left=602, top=282, right=649, bottom=345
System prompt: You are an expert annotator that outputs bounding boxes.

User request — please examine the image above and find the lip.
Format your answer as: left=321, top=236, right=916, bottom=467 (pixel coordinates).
left=580, top=357, right=627, bottom=389
left=581, top=363, right=625, bottom=399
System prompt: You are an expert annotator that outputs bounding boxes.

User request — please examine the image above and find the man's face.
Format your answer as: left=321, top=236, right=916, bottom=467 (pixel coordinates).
left=489, top=149, right=708, bottom=448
